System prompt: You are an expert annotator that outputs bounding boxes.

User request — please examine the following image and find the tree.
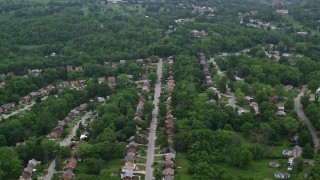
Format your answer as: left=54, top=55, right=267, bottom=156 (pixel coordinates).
left=149, top=72, right=158, bottom=84
left=282, top=116, right=300, bottom=135
left=293, top=157, right=304, bottom=173
left=99, top=168, right=112, bottom=180
left=235, top=88, right=245, bottom=105
left=0, top=147, right=23, bottom=179
left=84, top=158, right=104, bottom=174
left=302, top=143, right=314, bottom=159
left=218, top=76, right=227, bottom=93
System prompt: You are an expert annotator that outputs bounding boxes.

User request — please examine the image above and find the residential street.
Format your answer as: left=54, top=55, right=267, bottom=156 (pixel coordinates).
left=145, top=58, right=163, bottom=180
left=44, top=159, right=56, bottom=180
left=294, top=86, right=320, bottom=148
left=45, top=111, right=94, bottom=180
left=59, top=111, right=93, bottom=146
left=0, top=101, right=35, bottom=121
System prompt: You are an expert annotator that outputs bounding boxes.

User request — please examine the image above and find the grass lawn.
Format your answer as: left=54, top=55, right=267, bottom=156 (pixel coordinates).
left=220, top=159, right=288, bottom=180
left=104, top=158, right=122, bottom=174
left=154, top=156, right=163, bottom=161
left=195, top=93, right=209, bottom=102
left=137, top=158, right=147, bottom=164
left=155, top=148, right=163, bottom=154
left=175, top=153, right=193, bottom=180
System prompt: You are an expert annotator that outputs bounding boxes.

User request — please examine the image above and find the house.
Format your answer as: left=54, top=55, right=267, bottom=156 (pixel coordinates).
left=19, top=159, right=41, bottom=180
left=136, top=59, right=144, bottom=63
left=292, top=145, right=303, bottom=157
left=121, top=169, right=133, bottom=179
left=142, top=80, right=150, bottom=94
left=65, top=116, right=72, bottom=123
left=297, top=32, right=307, bottom=36
left=66, top=65, right=73, bottom=72
left=112, top=62, right=119, bottom=68
left=207, top=99, right=216, bottom=104
left=164, top=153, right=176, bottom=160
left=75, top=66, right=83, bottom=72
left=288, top=157, right=295, bottom=166
left=0, top=82, right=6, bottom=89
left=269, top=95, right=278, bottom=103
left=284, top=85, right=293, bottom=91
left=7, top=71, right=15, bottom=77
left=120, top=60, right=126, bottom=64
left=79, top=80, right=86, bottom=87
left=191, top=30, right=207, bottom=38
left=30, top=91, right=41, bottom=98
left=97, top=97, right=106, bottom=103
left=127, top=148, right=136, bottom=156
left=28, top=69, right=42, bottom=76
left=164, top=160, right=173, bottom=168
left=98, top=77, right=105, bottom=84
left=70, top=81, right=79, bottom=87
left=70, top=109, right=80, bottom=117
left=276, top=9, right=288, bottom=14
left=19, top=95, right=31, bottom=105
left=290, top=134, right=299, bottom=142
left=64, top=158, right=77, bottom=170
left=124, top=155, right=135, bottom=163
left=108, top=76, right=116, bottom=88
left=277, top=111, right=286, bottom=117
left=1, top=102, right=15, bottom=112
left=0, top=74, right=6, bottom=79
left=274, top=171, right=290, bottom=179
left=163, top=168, right=175, bottom=176
left=63, top=169, right=74, bottom=180
left=128, top=141, right=139, bottom=149
left=245, top=96, right=254, bottom=103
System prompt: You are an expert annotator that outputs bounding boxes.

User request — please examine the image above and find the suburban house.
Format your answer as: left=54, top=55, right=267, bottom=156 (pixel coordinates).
left=66, top=65, right=73, bottom=72
left=19, top=95, right=31, bottom=105
left=127, top=148, right=136, bottom=156
left=292, top=145, right=303, bottom=157
left=250, top=102, right=260, bottom=115
left=108, top=76, right=116, bottom=88
left=29, top=91, right=41, bottom=98
left=97, top=97, right=106, bottom=103
left=1, top=102, right=15, bottom=112
left=142, top=80, right=150, bottom=94
left=112, top=62, right=119, bottom=68
left=75, top=66, right=83, bottom=72
left=164, top=153, right=176, bottom=161
left=274, top=171, right=290, bottom=179
left=191, top=30, right=207, bottom=38
left=19, top=159, right=41, bottom=180
left=63, top=158, right=77, bottom=180
left=163, top=168, right=175, bottom=177
left=244, top=96, right=254, bottom=104
left=128, top=141, right=139, bottom=149
left=269, top=95, right=278, bottom=103
left=164, top=160, right=173, bottom=168
left=207, top=99, right=216, bottom=104
left=98, top=77, right=106, bottom=84
left=0, top=82, right=6, bottom=89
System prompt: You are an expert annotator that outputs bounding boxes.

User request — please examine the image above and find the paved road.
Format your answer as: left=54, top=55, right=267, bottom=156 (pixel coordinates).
left=60, top=111, right=93, bottom=146
left=294, top=86, right=320, bottom=148
left=0, top=101, right=35, bottom=121
left=44, top=159, right=56, bottom=180
left=145, top=58, right=163, bottom=180
left=45, top=111, right=94, bottom=180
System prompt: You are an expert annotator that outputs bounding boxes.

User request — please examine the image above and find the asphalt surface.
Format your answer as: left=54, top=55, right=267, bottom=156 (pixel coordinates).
left=294, top=86, right=320, bottom=148
left=0, top=102, right=35, bottom=121
left=145, top=58, right=163, bottom=180
left=44, top=111, right=93, bottom=180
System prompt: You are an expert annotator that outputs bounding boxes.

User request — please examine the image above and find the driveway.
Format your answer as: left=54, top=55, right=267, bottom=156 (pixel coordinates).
left=145, top=58, right=163, bottom=180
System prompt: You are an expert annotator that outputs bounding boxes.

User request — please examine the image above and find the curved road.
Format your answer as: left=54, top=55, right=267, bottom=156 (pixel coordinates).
left=145, top=58, right=163, bottom=180
left=294, top=86, right=320, bottom=148
left=44, top=111, right=93, bottom=180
